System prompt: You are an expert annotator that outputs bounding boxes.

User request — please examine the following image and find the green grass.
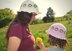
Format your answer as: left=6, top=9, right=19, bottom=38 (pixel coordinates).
left=0, top=20, right=72, bottom=51
left=0, top=26, right=8, bottom=51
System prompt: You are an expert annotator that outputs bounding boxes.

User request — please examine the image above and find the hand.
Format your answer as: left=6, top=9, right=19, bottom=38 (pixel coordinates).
left=38, top=42, right=44, bottom=49
left=38, top=42, right=47, bottom=51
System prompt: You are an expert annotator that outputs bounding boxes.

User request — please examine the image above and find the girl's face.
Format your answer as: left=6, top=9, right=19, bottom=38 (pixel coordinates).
left=29, top=12, right=37, bottom=24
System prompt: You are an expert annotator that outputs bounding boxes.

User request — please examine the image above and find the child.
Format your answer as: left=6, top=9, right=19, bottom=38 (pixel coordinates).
left=38, top=23, right=67, bottom=51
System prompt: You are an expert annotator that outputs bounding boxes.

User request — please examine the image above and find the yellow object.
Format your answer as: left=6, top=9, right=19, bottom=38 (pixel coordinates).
left=36, top=37, right=42, bottom=43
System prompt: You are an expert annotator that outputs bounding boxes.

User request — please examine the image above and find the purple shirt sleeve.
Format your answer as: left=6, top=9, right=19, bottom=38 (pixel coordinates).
left=8, top=24, right=22, bottom=39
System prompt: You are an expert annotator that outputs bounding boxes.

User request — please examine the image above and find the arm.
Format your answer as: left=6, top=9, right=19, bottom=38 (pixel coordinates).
left=7, top=36, right=21, bottom=51
left=38, top=42, right=47, bottom=51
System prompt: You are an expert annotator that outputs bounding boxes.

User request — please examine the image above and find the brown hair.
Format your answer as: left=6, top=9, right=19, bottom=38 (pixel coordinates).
left=14, top=11, right=32, bottom=25
left=6, top=11, right=32, bottom=40
left=48, top=35, right=67, bottom=48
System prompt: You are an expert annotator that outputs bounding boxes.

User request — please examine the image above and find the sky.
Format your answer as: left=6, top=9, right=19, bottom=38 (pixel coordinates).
left=0, top=0, right=72, bottom=19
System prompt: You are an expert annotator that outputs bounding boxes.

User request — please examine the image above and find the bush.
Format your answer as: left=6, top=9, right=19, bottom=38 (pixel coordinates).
left=0, top=8, right=15, bottom=28
left=33, top=32, right=48, bottom=50
left=0, top=18, right=12, bottom=28
left=32, top=19, right=43, bottom=24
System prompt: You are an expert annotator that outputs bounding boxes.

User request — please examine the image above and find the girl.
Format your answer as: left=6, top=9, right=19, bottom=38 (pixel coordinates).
left=38, top=23, right=67, bottom=51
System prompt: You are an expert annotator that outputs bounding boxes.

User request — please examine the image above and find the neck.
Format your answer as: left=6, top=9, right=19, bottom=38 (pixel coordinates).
left=53, top=46, right=59, bottom=48
left=52, top=45, right=60, bottom=48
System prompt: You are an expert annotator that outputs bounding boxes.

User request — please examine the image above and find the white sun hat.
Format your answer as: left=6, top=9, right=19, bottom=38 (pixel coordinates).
left=19, top=0, right=40, bottom=14
left=46, top=23, right=67, bottom=40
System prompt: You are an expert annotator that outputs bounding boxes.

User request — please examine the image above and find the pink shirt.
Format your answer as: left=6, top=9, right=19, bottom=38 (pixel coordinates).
left=7, top=23, right=36, bottom=51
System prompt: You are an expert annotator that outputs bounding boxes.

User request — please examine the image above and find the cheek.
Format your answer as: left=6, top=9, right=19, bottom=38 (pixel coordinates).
left=47, top=37, right=50, bottom=43
left=47, top=38, right=50, bottom=43
left=32, top=16, right=35, bottom=20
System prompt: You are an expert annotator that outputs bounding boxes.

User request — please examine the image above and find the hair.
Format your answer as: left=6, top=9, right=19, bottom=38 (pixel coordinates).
left=48, top=35, right=67, bottom=48
left=14, top=11, right=32, bottom=25
left=6, top=11, right=32, bottom=40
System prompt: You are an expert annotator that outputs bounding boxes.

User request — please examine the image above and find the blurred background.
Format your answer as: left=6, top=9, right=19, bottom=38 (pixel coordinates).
left=0, top=0, right=72, bottom=51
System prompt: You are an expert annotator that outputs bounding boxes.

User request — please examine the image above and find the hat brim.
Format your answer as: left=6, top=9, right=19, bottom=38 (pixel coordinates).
left=45, top=30, right=66, bottom=40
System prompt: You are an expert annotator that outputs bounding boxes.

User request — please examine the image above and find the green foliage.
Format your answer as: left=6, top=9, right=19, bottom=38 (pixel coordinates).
left=42, top=7, right=55, bottom=23
left=33, top=32, right=48, bottom=50
left=42, top=16, right=48, bottom=23
left=66, top=21, right=72, bottom=38
left=0, top=8, right=15, bottom=28
left=0, top=18, right=12, bottom=28
left=55, top=17, right=66, bottom=22
left=66, top=39, right=72, bottom=51
left=64, top=10, right=72, bottom=20
left=32, top=19, right=43, bottom=24
left=0, top=26, right=7, bottom=51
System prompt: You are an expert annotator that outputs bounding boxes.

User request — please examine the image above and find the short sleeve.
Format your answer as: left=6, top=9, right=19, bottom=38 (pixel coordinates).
left=8, top=24, right=22, bottom=39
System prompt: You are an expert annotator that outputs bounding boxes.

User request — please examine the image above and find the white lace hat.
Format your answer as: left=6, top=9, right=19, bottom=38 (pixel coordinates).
left=19, top=0, right=40, bottom=14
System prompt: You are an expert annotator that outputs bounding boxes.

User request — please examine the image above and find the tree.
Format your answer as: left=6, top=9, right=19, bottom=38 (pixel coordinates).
left=42, top=16, right=48, bottom=23
left=46, top=7, right=55, bottom=22
left=64, top=10, right=72, bottom=20
left=0, top=8, right=15, bottom=28
left=42, top=7, right=55, bottom=23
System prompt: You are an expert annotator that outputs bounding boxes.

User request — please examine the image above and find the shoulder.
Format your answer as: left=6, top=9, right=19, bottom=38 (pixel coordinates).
left=10, top=23, right=22, bottom=30
left=8, top=23, right=22, bottom=34
left=12, top=23, right=21, bottom=28
left=7, top=23, right=23, bottom=39
left=48, top=48, right=64, bottom=51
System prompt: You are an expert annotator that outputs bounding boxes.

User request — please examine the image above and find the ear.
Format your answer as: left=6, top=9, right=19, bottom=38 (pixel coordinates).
left=32, top=12, right=37, bottom=16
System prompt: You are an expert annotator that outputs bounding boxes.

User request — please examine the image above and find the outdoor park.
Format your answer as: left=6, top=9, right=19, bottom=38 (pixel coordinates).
left=0, top=0, right=72, bottom=51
